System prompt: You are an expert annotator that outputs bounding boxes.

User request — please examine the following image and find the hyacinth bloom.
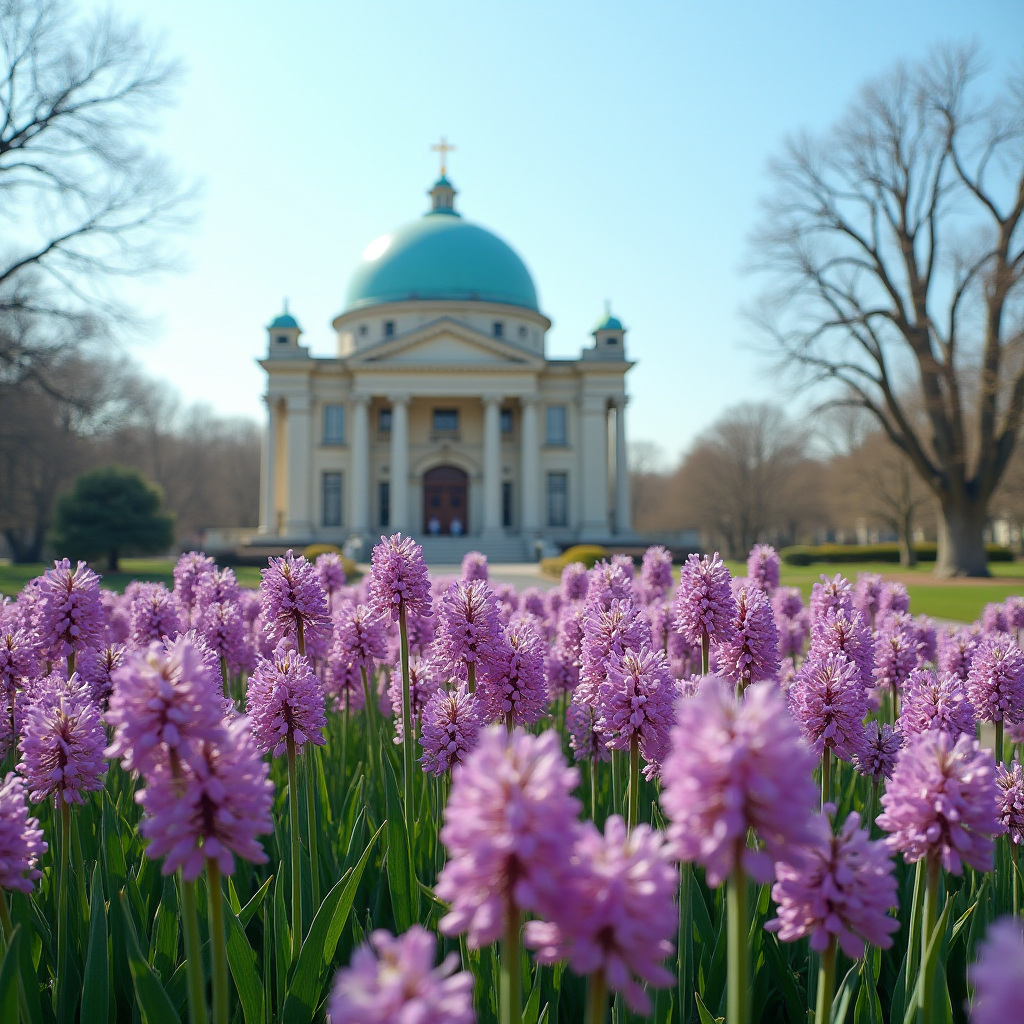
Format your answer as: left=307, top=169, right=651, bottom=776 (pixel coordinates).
left=19, top=677, right=107, bottom=805
left=101, top=589, right=131, bottom=644
left=772, top=587, right=805, bottom=621
left=476, top=619, right=548, bottom=727
left=853, top=572, right=883, bottom=625
left=578, top=599, right=651, bottom=706
left=246, top=645, right=326, bottom=757
left=853, top=721, right=902, bottom=782
left=777, top=611, right=810, bottom=659
left=714, top=585, right=780, bottom=691
left=660, top=678, right=818, bottom=886
left=461, top=550, right=489, bottom=583
left=873, top=612, right=922, bottom=702
left=419, top=685, right=483, bottom=776
left=561, top=562, right=589, bottom=602
left=966, top=633, right=1024, bottom=726
left=315, top=552, right=347, bottom=608
left=810, top=607, right=874, bottom=691
left=173, top=551, right=216, bottom=625
left=915, top=615, right=938, bottom=665
left=525, top=816, right=677, bottom=1014
left=331, top=602, right=388, bottom=678
left=938, top=627, right=979, bottom=681
left=672, top=553, right=737, bottom=655
left=638, top=545, right=674, bottom=603
left=898, top=669, right=976, bottom=741
left=809, top=574, right=854, bottom=625
left=435, top=580, right=503, bottom=685
left=789, top=651, right=868, bottom=763
left=746, top=544, right=780, bottom=594
left=766, top=812, right=898, bottom=957
left=106, top=637, right=226, bottom=777
left=596, top=646, right=675, bottom=767
left=137, top=715, right=274, bottom=880
left=519, top=587, right=547, bottom=621
left=982, top=602, right=1010, bottom=635
left=877, top=581, right=910, bottom=619
left=969, top=917, right=1024, bottom=1024
left=389, top=655, right=437, bottom=741
left=260, top=550, right=332, bottom=658
left=0, top=772, right=47, bottom=893
left=367, top=534, right=433, bottom=624
left=327, top=925, right=475, bottom=1024
left=0, top=626, right=41, bottom=693
left=128, top=582, right=182, bottom=648
left=35, top=559, right=105, bottom=664
left=566, top=700, right=610, bottom=762
left=435, top=725, right=581, bottom=947
left=76, top=642, right=125, bottom=706
left=996, top=761, right=1024, bottom=845
left=877, top=730, right=1000, bottom=873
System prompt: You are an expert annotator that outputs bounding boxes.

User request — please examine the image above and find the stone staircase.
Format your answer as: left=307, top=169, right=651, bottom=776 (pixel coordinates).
left=414, top=534, right=529, bottom=566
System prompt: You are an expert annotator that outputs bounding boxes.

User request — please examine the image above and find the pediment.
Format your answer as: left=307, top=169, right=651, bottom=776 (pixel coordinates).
left=346, top=317, right=544, bottom=371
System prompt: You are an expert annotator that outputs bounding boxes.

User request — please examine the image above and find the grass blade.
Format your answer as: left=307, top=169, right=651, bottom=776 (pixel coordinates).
left=80, top=864, right=108, bottom=1024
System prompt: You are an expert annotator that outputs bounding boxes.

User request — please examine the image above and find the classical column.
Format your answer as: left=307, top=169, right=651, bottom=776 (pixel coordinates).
left=389, top=394, right=409, bottom=531
left=519, top=395, right=540, bottom=532
left=579, top=394, right=609, bottom=539
left=350, top=393, right=370, bottom=533
left=482, top=394, right=503, bottom=534
left=614, top=397, right=632, bottom=535
left=285, top=393, right=313, bottom=536
left=259, top=395, right=276, bottom=534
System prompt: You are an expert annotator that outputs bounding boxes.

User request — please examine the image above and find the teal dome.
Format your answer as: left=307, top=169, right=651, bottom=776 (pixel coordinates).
left=344, top=208, right=539, bottom=312
left=593, top=309, right=623, bottom=332
left=269, top=312, right=298, bottom=329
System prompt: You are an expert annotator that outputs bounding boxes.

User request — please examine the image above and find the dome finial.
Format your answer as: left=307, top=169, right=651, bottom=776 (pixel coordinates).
left=430, top=136, right=456, bottom=177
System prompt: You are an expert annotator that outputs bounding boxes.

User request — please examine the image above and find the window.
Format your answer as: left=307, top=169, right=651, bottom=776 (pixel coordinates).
left=323, top=405, right=345, bottom=444
left=547, top=473, right=568, bottom=527
left=518, top=325, right=527, bottom=339
left=432, top=408, right=459, bottom=432
left=358, top=324, right=368, bottom=337
left=322, top=473, right=343, bottom=527
left=545, top=405, right=568, bottom=446
left=379, top=482, right=390, bottom=527
left=606, top=335, right=618, bottom=345
left=384, top=321, right=395, bottom=337
left=379, top=408, right=392, bottom=434
left=500, top=408, right=513, bottom=435
left=502, top=481, right=513, bottom=528
left=276, top=334, right=289, bottom=345
left=492, top=321, right=503, bottom=338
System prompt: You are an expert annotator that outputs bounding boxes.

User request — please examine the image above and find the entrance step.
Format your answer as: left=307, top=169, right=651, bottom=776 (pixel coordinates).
left=414, top=535, right=528, bottom=566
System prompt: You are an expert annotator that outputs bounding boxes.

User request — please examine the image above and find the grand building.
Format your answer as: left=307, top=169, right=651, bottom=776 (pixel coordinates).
left=257, top=170, right=635, bottom=561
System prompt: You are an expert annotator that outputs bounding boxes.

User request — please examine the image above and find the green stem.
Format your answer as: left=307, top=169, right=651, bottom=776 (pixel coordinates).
left=467, top=661, right=476, bottom=694
left=206, top=859, right=229, bottom=1024
left=179, top=876, right=209, bottom=1024
left=920, top=854, right=940, bottom=1022
left=67, top=651, right=75, bottom=678
left=628, top=734, right=639, bottom=830
left=220, top=656, right=229, bottom=698
left=296, top=618, right=306, bottom=658
left=868, top=778, right=879, bottom=837
left=996, top=720, right=1004, bottom=767
left=585, top=969, right=608, bottom=1024
left=814, top=937, right=837, bottom=1024
left=341, top=691, right=348, bottom=789
left=305, top=751, right=320, bottom=914
left=399, top=604, right=414, bottom=820
left=726, top=855, right=749, bottom=1024
left=821, top=746, right=831, bottom=809
left=361, top=665, right=380, bottom=777
left=610, top=749, right=621, bottom=820
left=56, top=800, right=70, bottom=1015
left=701, top=631, right=710, bottom=676
left=287, top=737, right=302, bottom=961
left=500, top=902, right=522, bottom=1024
left=0, top=892, right=29, bottom=1024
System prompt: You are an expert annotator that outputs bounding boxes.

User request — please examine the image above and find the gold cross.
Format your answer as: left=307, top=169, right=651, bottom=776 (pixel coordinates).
left=431, top=136, right=456, bottom=176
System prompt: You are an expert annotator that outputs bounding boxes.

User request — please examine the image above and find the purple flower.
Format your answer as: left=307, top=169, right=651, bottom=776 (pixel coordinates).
left=367, top=534, right=432, bottom=624
left=746, top=544, right=780, bottom=594
left=460, top=551, right=489, bottom=583
left=714, top=585, right=780, bottom=690
left=435, top=726, right=581, bottom=947
left=525, top=816, right=677, bottom=1014
left=419, top=685, right=483, bottom=776
left=519, top=587, right=547, bottom=621
left=660, top=678, right=819, bottom=886
left=476, top=619, right=548, bottom=727
left=246, top=645, right=326, bottom=757
left=777, top=614, right=810, bottom=660
left=639, top=546, right=674, bottom=603
left=672, top=553, right=737, bottom=650
left=1006, top=596, right=1024, bottom=631
left=0, top=626, right=41, bottom=694
left=982, top=602, right=1010, bottom=635
left=853, top=573, right=884, bottom=626
left=969, top=918, right=1024, bottom=1024
left=877, top=730, right=1000, bottom=874
left=18, top=676, right=106, bottom=805
left=561, top=562, right=589, bottom=602
left=578, top=599, right=651, bottom=706
left=0, top=772, right=47, bottom=893
left=596, top=646, right=675, bottom=768
left=772, top=587, right=805, bottom=620
left=137, top=715, right=274, bottom=880
left=193, top=569, right=247, bottom=674
left=810, top=574, right=854, bottom=625
left=35, top=559, right=105, bottom=662
left=326, top=925, right=475, bottom=1024
left=810, top=608, right=874, bottom=690
left=76, top=642, right=126, bottom=707
left=435, top=581, right=503, bottom=683
left=898, top=669, right=976, bottom=741
left=966, top=633, right=1024, bottom=726
left=877, top=581, right=910, bottom=619
left=996, top=761, right=1024, bottom=845
left=766, top=812, right=898, bottom=958
left=331, top=601, right=388, bottom=678
left=789, top=652, right=868, bottom=763
left=101, top=590, right=130, bottom=644
left=315, top=552, right=347, bottom=609
left=128, top=582, right=182, bottom=649
left=853, top=721, right=902, bottom=783
left=390, top=655, right=438, bottom=741
left=873, top=612, right=922, bottom=699
left=106, top=637, right=225, bottom=777
left=173, top=551, right=216, bottom=625
left=566, top=700, right=610, bottom=762
left=260, top=550, right=332, bottom=658
left=938, top=627, right=979, bottom=682
left=914, top=615, right=937, bottom=665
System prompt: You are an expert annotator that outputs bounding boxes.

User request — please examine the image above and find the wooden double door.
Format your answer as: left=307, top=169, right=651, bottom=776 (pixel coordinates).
left=423, top=466, right=468, bottom=535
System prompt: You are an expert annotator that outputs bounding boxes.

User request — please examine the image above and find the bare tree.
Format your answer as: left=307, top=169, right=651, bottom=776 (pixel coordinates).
left=0, top=0, right=194, bottom=390
left=750, top=47, right=1024, bottom=576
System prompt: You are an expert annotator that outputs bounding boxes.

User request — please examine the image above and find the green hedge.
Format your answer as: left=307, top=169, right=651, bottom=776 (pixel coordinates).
left=780, top=542, right=1015, bottom=566
left=541, top=544, right=609, bottom=577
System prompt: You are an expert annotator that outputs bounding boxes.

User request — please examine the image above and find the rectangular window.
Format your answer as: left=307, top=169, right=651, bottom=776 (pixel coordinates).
left=379, top=481, right=390, bottom=527
left=323, top=404, right=345, bottom=444
left=500, top=408, right=513, bottom=435
left=546, top=405, right=567, bottom=446
left=492, top=321, right=503, bottom=338
left=432, top=408, right=459, bottom=432
left=547, top=472, right=568, bottom=527
left=379, top=408, right=392, bottom=434
left=502, top=481, right=513, bottom=528
left=322, top=472, right=343, bottom=527
left=384, top=321, right=395, bottom=337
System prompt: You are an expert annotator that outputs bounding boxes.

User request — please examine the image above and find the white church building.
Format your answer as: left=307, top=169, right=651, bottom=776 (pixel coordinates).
left=256, top=169, right=635, bottom=562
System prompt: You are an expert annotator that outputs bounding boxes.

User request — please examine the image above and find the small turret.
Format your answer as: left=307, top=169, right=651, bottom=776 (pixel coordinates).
left=267, top=301, right=306, bottom=358
left=428, top=175, right=459, bottom=215
left=587, top=302, right=626, bottom=360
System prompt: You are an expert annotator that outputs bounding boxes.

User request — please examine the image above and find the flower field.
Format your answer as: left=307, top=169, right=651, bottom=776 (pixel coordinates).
left=0, top=538, right=1022, bottom=1024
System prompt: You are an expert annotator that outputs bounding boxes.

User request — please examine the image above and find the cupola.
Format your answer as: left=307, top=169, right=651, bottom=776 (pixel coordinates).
left=267, top=301, right=306, bottom=358
left=428, top=175, right=459, bottom=215
left=587, top=302, right=626, bottom=359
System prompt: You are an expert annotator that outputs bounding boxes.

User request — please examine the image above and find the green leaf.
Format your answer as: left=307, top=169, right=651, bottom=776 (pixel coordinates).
left=224, top=897, right=264, bottom=1024
left=281, top=822, right=385, bottom=1024
left=0, top=924, right=21, bottom=1024
left=119, top=892, right=181, bottom=1024
left=761, top=931, right=803, bottom=1024
left=148, top=875, right=179, bottom=985
left=237, top=875, right=273, bottom=929
left=522, top=966, right=541, bottom=1024
left=382, top=750, right=417, bottom=932
left=695, top=990, right=724, bottom=1024
left=80, top=865, right=109, bottom=1024
left=831, top=962, right=859, bottom=1024
left=903, top=897, right=954, bottom=1024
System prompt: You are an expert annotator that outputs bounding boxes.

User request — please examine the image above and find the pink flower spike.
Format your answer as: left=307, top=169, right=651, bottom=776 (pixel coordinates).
left=0, top=772, right=47, bottom=893
left=969, top=918, right=1024, bottom=1024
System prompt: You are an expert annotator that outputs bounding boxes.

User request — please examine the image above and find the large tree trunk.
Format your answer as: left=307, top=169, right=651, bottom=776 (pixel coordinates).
left=899, top=508, right=918, bottom=568
left=3, top=527, right=44, bottom=563
left=936, top=499, right=989, bottom=577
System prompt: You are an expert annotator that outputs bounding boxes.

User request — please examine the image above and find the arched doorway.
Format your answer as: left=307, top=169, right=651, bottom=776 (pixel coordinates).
left=423, top=466, right=468, bottom=536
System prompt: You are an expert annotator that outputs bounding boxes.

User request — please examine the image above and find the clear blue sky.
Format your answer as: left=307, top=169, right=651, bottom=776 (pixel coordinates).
left=102, top=0, right=1022, bottom=465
